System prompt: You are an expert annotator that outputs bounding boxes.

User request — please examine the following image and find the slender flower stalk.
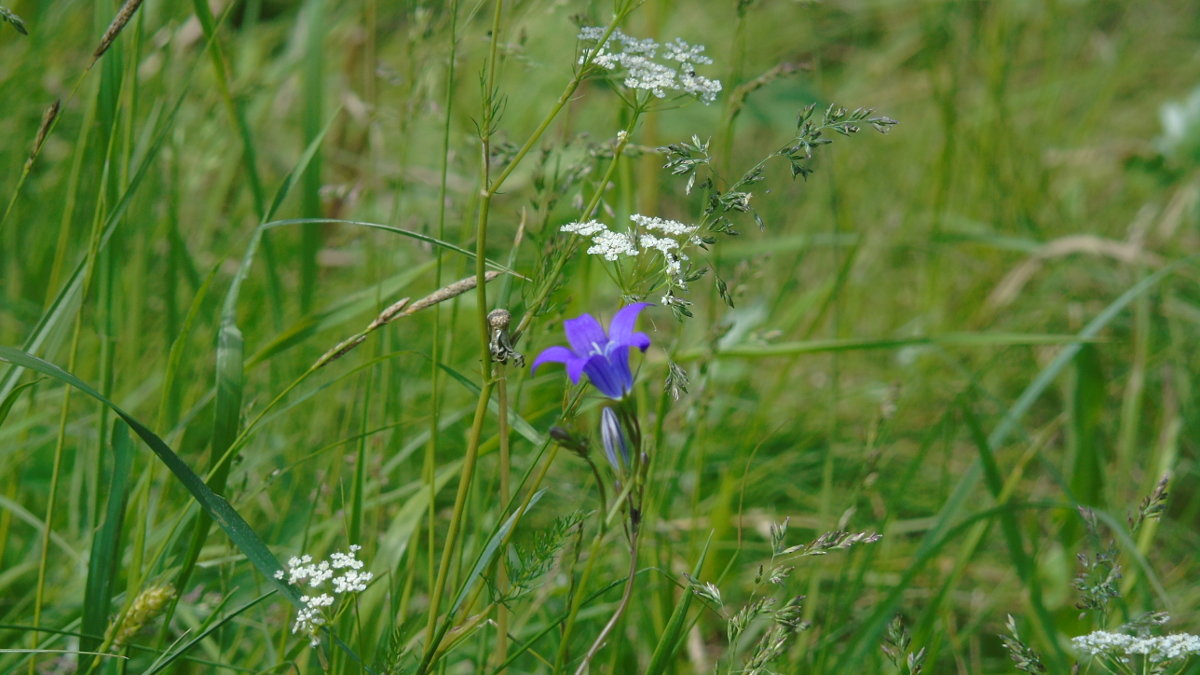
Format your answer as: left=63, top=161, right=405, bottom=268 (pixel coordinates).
left=552, top=479, right=638, bottom=672
left=535, top=303, right=652, bottom=671
left=422, top=0, right=505, bottom=666
left=512, top=113, right=641, bottom=343
left=493, top=363, right=512, bottom=670
left=418, top=12, right=640, bottom=670
left=575, top=529, right=642, bottom=675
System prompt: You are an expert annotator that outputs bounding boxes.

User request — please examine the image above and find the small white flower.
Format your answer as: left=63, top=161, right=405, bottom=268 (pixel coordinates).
left=616, top=130, right=628, bottom=144
left=577, top=27, right=722, bottom=105
left=1072, top=629, right=1200, bottom=663
left=631, top=213, right=696, bottom=236
left=278, top=546, right=371, bottom=648
left=333, top=569, right=373, bottom=594
left=663, top=37, right=712, bottom=66
left=561, top=220, right=607, bottom=236
left=564, top=213, right=701, bottom=284
left=577, top=26, right=606, bottom=42
left=636, top=233, right=675, bottom=254
left=586, top=230, right=637, bottom=260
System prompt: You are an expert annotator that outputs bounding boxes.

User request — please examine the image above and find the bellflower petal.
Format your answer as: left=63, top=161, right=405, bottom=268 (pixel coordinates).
left=563, top=314, right=608, bottom=355
left=531, top=304, right=653, bottom=399
left=607, top=345, right=634, bottom=395
left=531, top=346, right=575, bottom=373
left=608, top=303, right=652, bottom=351
left=583, top=353, right=623, bottom=398
left=565, top=356, right=587, bottom=384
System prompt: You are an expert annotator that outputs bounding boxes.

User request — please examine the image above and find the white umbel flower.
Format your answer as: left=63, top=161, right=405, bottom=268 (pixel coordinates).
left=1072, top=630, right=1200, bottom=664
left=561, top=220, right=607, bottom=236
left=560, top=213, right=699, bottom=283
left=276, top=546, right=374, bottom=647
left=630, top=214, right=697, bottom=237
left=586, top=229, right=637, bottom=260
left=578, top=27, right=722, bottom=105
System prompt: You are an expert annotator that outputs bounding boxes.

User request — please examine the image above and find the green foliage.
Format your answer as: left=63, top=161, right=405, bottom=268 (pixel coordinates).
left=1, top=1, right=1198, bottom=673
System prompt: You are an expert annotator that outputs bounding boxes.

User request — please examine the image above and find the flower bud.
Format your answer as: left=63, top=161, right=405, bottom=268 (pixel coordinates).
left=600, top=407, right=629, bottom=472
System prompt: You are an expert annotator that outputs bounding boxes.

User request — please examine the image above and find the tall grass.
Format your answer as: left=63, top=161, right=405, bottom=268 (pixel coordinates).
left=1, top=1, right=1198, bottom=673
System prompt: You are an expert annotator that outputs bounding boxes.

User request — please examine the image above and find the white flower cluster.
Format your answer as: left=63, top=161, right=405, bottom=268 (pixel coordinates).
left=1072, top=630, right=1200, bottom=664
left=577, top=27, right=722, bottom=104
left=1156, top=85, right=1200, bottom=159
left=631, top=213, right=699, bottom=237
left=274, top=545, right=373, bottom=646
left=562, top=214, right=701, bottom=278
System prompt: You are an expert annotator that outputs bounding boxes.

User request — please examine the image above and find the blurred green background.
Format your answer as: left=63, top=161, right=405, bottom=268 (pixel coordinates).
left=1, top=0, right=1198, bottom=672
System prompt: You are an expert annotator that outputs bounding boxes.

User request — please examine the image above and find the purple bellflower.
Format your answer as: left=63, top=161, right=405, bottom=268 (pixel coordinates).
left=531, top=303, right=652, bottom=399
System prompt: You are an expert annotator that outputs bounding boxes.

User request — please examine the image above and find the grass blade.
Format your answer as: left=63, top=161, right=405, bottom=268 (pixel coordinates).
left=79, top=422, right=134, bottom=658
left=676, top=332, right=1098, bottom=361
left=645, top=535, right=711, bottom=675
left=842, top=260, right=1185, bottom=664
left=0, top=346, right=297, bottom=603
left=144, top=591, right=274, bottom=674
left=0, top=379, right=40, bottom=428
left=247, top=262, right=434, bottom=367
left=0, top=84, right=190, bottom=402
left=450, top=490, right=546, bottom=617
left=960, top=402, right=1067, bottom=668
left=263, top=218, right=526, bottom=278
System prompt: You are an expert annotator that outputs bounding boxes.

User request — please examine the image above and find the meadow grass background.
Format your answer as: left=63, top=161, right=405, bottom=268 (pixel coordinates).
left=1, top=0, right=1199, bottom=672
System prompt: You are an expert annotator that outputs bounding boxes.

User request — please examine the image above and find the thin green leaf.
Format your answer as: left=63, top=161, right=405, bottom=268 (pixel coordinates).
left=842, top=260, right=1184, bottom=663
left=80, top=422, right=134, bottom=657
left=450, top=490, right=546, bottom=616
left=436, top=361, right=543, bottom=445
left=264, top=218, right=527, bottom=278
left=0, top=347, right=298, bottom=604
left=1069, top=344, right=1106, bottom=505
left=158, top=264, right=220, bottom=427
left=0, top=496, right=82, bottom=566
left=676, top=333, right=1098, bottom=362
left=189, top=0, right=266, bottom=218
left=646, top=535, right=712, bottom=675
left=220, top=111, right=341, bottom=325
left=247, top=262, right=435, bottom=367
left=144, top=591, right=274, bottom=674
left=169, top=319, right=246, bottom=624
left=0, top=379, right=40, bottom=428
left=0, top=83, right=190, bottom=402
left=961, top=403, right=1067, bottom=669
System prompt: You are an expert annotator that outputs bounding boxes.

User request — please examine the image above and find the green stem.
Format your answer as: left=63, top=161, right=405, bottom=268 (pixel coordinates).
left=422, top=0, right=505, bottom=666
left=419, top=9, right=638, bottom=671
left=442, top=386, right=590, bottom=655
left=485, top=15, right=634, bottom=199
left=424, top=0, right=459, bottom=633
left=552, top=480, right=636, bottom=672
left=493, top=364, right=512, bottom=671
left=574, top=527, right=642, bottom=674
left=30, top=321, right=80, bottom=675
left=417, top=379, right=496, bottom=675
left=512, top=113, right=640, bottom=342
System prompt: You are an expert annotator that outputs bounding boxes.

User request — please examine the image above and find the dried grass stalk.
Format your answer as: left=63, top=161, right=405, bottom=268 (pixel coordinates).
left=92, top=0, right=145, bottom=63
